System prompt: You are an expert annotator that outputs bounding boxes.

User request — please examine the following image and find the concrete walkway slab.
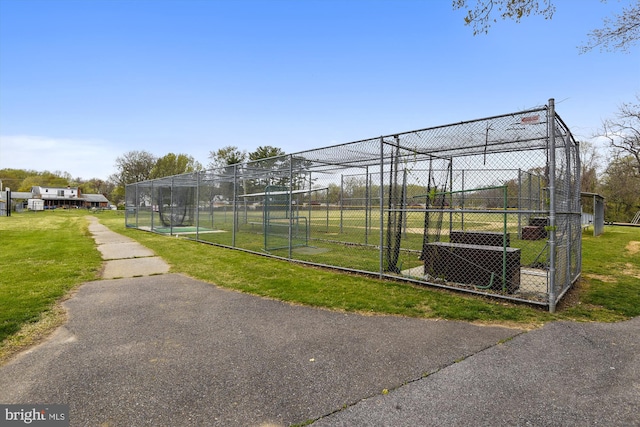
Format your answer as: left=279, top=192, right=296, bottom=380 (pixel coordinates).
left=96, top=241, right=156, bottom=260
left=87, top=222, right=112, bottom=234
left=91, top=230, right=136, bottom=245
left=101, top=256, right=170, bottom=278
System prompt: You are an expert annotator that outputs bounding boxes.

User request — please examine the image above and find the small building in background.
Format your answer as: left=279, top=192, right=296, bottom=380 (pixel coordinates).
left=28, top=198, right=45, bottom=211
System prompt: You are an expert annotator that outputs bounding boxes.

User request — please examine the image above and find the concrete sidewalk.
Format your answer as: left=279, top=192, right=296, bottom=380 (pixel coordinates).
left=0, top=217, right=637, bottom=426
left=87, top=216, right=170, bottom=278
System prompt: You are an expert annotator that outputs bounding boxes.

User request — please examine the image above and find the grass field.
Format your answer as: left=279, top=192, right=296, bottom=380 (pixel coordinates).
left=1, top=210, right=639, bottom=360
left=0, top=210, right=103, bottom=346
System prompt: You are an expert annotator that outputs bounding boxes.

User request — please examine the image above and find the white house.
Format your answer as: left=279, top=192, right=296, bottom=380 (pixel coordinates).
left=28, top=186, right=111, bottom=209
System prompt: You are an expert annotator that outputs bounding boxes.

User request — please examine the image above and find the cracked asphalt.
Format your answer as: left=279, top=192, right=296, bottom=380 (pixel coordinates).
left=0, top=217, right=637, bottom=426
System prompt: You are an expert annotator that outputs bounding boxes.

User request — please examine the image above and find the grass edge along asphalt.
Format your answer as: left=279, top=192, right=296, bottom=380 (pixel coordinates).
left=1, top=210, right=639, bottom=364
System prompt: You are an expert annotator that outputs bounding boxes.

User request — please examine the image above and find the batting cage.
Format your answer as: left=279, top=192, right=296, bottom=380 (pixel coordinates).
left=126, top=99, right=581, bottom=311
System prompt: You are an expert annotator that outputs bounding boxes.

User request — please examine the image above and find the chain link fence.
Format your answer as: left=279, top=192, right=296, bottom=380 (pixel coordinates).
left=126, top=99, right=581, bottom=311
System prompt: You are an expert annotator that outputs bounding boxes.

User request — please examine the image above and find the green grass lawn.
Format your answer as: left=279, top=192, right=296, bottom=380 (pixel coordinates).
left=1, top=210, right=639, bottom=360
left=0, top=210, right=103, bottom=344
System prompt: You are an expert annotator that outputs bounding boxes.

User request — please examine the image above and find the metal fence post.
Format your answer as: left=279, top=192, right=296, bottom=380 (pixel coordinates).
left=289, top=154, right=294, bottom=259
left=461, top=169, right=465, bottom=230
left=518, top=169, right=522, bottom=238
left=308, top=171, right=312, bottom=243
left=135, top=183, right=140, bottom=228
left=365, top=166, right=370, bottom=245
left=149, top=182, right=153, bottom=231
left=340, top=174, right=344, bottom=234
left=548, top=98, right=557, bottom=313
left=196, top=172, right=200, bottom=240
left=171, top=177, right=176, bottom=235
left=232, top=164, right=237, bottom=247
left=379, top=137, right=384, bottom=278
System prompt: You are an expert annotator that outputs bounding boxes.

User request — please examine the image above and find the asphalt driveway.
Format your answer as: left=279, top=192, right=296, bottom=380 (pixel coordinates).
left=1, top=274, right=521, bottom=426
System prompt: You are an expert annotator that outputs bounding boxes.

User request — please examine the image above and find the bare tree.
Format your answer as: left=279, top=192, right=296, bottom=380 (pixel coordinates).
left=580, top=1, right=640, bottom=53
left=453, top=0, right=639, bottom=53
left=579, top=140, right=602, bottom=193
left=600, top=94, right=640, bottom=176
left=453, top=0, right=555, bottom=35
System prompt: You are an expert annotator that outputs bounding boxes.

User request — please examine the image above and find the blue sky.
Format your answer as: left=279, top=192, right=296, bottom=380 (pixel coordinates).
left=1, top=0, right=638, bottom=181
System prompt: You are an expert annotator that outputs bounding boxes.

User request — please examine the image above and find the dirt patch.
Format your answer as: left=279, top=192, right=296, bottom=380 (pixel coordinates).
left=554, top=278, right=584, bottom=311
left=583, top=273, right=617, bottom=283
left=622, top=263, right=640, bottom=279
left=625, top=241, right=640, bottom=256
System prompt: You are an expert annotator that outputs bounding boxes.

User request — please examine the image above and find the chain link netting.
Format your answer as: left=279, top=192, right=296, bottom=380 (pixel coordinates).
left=126, top=101, right=581, bottom=310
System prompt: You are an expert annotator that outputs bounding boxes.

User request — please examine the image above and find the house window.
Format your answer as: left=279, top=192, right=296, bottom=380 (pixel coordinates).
left=57, top=190, right=64, bottom=196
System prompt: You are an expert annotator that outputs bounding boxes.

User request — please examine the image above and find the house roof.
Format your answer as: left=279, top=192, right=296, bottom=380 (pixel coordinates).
left=0, top=191, right=33, bottom=200
left=83, top=194, right=110, bottom=203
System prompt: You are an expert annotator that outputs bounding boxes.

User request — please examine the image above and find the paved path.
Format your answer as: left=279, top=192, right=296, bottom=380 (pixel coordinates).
left=87, top=217, right=170, bottom=278
left=1, top=217, right=638, bottom=426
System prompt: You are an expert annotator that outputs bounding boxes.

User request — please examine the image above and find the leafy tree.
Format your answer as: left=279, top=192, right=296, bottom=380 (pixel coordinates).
left=281, top=155, right=313, bottom=191
left=150, top=153, right=202, bottom=179
left=0, top=169, right=80, bottom=192
left=246, top=146, right=286, bottom=193
left=342, top=176, right=367, bottom=206
left=600, top=155, right=640, bottom=221
left=326, top=183, right=341, bottom=204
left=17, top=171, right=69, bottom=191
left=207, top=146, right=247, bottom=200
left=207, top=146, right=246, bottom=170
left=77, top=178, right=115, bottom=198
left=248, top=145, right=285, bottom=162
left=109, top=150, right=157, bottom=204
left=0, top=168, right=35, bottom=191
left=109, top=150, right=157, bottom=187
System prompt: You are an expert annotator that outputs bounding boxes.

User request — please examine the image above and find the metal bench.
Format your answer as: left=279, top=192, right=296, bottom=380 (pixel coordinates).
left=423, top=242, right=521, bottom=293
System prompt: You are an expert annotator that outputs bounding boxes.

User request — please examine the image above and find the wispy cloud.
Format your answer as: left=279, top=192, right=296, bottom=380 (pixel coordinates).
left=0, top=135, right=117, bottom=180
